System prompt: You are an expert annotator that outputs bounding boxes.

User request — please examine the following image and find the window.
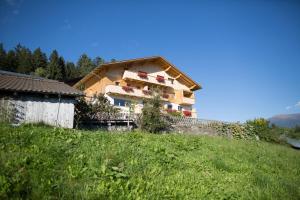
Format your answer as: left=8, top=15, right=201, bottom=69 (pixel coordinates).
left=168, top=78, right=174, bottom=84
left=114, top=98, right=126, bottom=106
left=114, top=98, right=131, bottom=107
left=115, top=82, right=120, bottom=86
left=178, top=106, right=183, bottom=111
left=167, top=104, right=172, bottom=110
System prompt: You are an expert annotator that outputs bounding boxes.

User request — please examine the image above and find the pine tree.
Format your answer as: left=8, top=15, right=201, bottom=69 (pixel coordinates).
left=0, top=43, right=7, bottom=70
left=77, top=54, right=95, bottom=76
left=58, top=56, right=66, bottom=80
left=47, top=50, right=63, bottom=80
left=93, top=56, right=105, bottom=67
left=32, top=48, right=47, bottom=71
left=6, top=50, right=17, bottom=72
left=15, top=44, right=33, bottom=74
left=65, top=61, right=79, bottom=79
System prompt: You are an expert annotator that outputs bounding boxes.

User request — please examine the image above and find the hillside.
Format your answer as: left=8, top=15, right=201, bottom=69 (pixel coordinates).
left=0, top=124, right=299, bottom=199
left=269, top=113, right=300, bottom=128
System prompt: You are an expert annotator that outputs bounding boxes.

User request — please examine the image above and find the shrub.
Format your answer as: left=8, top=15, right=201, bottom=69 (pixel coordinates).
left=74, top=94, right=120, bottom=128
left=246, top=118, right=283, bottom=143
left=165, top=109, right=182, bottom=117
left=141, top=95, right=168, bottom=133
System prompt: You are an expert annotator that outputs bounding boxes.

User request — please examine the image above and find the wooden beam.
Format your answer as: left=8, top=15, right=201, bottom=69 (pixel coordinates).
left=175, top=74, right=182, bottom=79
left=190, top=85, right=197, bottom=90
left=164, top=66, right=171, bottom=72
left=91, top=72, right=101, bottom=80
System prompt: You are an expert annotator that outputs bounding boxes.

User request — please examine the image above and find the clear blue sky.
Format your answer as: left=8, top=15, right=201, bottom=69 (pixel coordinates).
left=1, top=0, right=300, bottom=122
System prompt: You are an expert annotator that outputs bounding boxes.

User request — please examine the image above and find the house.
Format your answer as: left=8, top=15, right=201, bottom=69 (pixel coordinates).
left=73, top=56, right=201, bottom=118
left=0, top=70, right=83, bottom=128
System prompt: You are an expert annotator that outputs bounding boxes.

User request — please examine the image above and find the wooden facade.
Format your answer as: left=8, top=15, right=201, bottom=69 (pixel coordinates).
left=74, top=56, right=201, bottom=118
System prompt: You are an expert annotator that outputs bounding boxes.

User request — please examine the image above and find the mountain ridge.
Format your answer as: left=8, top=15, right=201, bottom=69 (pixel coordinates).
left=269, top=113, right=300, bottom=128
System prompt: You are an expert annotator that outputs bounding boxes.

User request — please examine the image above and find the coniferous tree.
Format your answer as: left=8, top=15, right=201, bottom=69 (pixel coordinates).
left=65, top=61, right=79, bottom=79
left=77, top=54, right=95, bottom=76
left=93, top=56, right=105, bottom=67
left=32, top=48, right=48, bottom=71
left=6, top=50, right=17, bottom=72
left=0, top=43, right=7, bottom=70
left=15, top=44, right=33, bottom=74
left=58, top=56, right=66, bottom=80
left=47, top=50, right=63, bottom=80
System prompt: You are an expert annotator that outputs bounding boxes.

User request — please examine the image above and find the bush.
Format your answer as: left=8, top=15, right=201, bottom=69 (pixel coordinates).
left=141, top=95, right=168, bottom=133
left=246, top=118, right=284, bottom=143
left=74, top=94, right=120, bottom=128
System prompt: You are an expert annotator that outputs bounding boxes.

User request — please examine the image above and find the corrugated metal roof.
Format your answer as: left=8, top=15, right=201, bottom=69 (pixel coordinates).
left=0, top=70, right=84, bottom=97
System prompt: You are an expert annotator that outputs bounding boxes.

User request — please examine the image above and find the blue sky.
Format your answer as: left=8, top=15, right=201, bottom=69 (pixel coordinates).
left=1, top=0, right=300, bottom=122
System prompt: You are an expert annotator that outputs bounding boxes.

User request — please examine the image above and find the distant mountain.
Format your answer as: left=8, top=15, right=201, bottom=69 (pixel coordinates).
left=269, top=113, right=300, bottom=128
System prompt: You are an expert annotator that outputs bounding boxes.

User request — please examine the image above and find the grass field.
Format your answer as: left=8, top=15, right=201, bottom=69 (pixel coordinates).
left=0, top=123, right=299, bottom=199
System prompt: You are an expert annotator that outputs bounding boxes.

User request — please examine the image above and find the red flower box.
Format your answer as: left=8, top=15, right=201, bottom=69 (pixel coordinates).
left=138, top=71, right=148, bottom=78
left=183, top=110, right=192, bottom=117
left=166, top=109, right=177, bottom=113
left=156, top=75, right=165, bottom=83
left=142, top=90, right=152, bottom=95
left=162, top=93, right=169, bottom=99
left=122, top=86, right=133, bottom=92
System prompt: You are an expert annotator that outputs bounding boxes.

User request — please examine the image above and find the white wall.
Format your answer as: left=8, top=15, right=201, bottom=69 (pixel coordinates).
left=8, top=96, right=76, bottom=128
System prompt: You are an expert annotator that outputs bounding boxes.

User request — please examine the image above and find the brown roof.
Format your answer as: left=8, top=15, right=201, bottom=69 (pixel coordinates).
left=0, top=70, right=83, bottom=97
left=74, top=56, right=202, bottom=91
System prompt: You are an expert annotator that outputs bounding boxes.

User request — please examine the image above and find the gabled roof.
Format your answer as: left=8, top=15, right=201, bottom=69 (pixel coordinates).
left=0, top=70, right=84, bottom=97
left=74, top=56, right=202, bottom=91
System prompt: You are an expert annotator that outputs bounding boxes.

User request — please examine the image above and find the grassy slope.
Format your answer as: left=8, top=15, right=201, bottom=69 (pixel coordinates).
left=0, top=124, right=299, bottom=199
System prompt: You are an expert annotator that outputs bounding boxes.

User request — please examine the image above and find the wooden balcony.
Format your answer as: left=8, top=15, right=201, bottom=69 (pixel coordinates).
left=105, top=85, right=174, bottom=101
left=122, top=70, right=174, bottom=88
left=105, top=85, right=150, bottom=99
left=181, top=97, right=195, bottom=105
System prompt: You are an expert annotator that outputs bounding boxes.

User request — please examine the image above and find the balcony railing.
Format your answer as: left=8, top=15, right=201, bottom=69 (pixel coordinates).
left=181, top=97, right=195, bottom=105
left=123, top=70, right=174, bottom=88
left=105, top=85, right=174, bottom=100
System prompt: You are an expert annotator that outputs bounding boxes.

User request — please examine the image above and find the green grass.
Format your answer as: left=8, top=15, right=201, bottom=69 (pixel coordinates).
left=0, top=123, right=299, bottom=199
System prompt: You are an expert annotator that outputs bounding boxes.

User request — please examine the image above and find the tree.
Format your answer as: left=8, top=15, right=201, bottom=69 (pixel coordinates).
left=93, top=56, right=105, bottom=66
left=32, top=48, right=47, bottom=71
left=34, top=67, right=47, bottom=77
left=0, top=43, right=7, bottom=70
left=58, top=56, right=66, bottom=79
left=74, top=94, right=120, bottom=128
left=47, top=50, right=63, bottom=80
left=65, top=61, right=79, bottom=79
left=77, top=54, right=95, bottom=76
left=110, top=58, right=117, bottom=63
left=141, top=95, right=168, bottom=133
left=15, top=44, right=33, bottom=74
left=6, top=50, right=18, bottom=72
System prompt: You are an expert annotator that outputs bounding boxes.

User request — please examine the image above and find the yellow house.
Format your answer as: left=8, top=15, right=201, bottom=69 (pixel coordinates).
left=74, top=56, right=201, bottom=118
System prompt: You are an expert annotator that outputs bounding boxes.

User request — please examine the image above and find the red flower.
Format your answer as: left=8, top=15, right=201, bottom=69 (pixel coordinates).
left=156, top=75, right=165, bottom=83
left=122, top=86, right=133, bottom=92
left=138, top=71, right=148, bottom=78
left=183, top=110, right=192, bottom=117
left=162, top=93, right=169, bottom=99
left=142, top=90, right=152, bottom=95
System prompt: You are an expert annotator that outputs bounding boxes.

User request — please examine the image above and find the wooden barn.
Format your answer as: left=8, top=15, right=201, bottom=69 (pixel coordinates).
left=0, top=70, right=83, bottom=128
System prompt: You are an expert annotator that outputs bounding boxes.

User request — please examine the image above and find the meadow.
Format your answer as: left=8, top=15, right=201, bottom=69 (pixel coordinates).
left=0, top=123, right=299, bottom=199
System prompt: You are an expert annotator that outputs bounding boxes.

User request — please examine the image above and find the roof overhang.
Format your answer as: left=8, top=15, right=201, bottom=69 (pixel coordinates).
left=74, top=56, right=202, bottom=91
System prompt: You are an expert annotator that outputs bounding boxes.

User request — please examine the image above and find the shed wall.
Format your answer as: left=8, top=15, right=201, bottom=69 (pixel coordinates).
left=1, top=96, right=75, bottom=128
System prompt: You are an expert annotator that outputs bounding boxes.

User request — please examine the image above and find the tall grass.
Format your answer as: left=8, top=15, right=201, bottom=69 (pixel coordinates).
left=0, top=123, right=299, bottom=199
